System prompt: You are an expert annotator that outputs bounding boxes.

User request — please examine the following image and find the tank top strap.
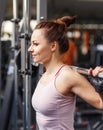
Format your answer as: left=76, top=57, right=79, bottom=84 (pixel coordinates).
left=55, top=64, right=66, bottom=76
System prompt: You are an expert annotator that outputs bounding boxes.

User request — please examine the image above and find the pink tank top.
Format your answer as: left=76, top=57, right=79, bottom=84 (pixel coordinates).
left=32, top=65, right=76, bottom=130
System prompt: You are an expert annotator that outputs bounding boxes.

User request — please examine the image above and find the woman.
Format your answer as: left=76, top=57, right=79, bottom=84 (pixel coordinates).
left=28, top=16, right=103, bottom=130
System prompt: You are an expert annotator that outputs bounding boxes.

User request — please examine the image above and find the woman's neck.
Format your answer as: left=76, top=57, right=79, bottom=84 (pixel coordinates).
left=44, top=60, right=64, bottom=75
left=43, top=51, right=64, bottom=74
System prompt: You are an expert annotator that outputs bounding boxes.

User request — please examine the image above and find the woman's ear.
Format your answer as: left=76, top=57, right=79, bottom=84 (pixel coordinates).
left=51, top=41, right=57, bottom=52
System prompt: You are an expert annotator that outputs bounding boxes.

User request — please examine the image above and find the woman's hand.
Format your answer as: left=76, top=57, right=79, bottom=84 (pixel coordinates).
left=88, top=66, right=103, bottom=93
left=88, top=66, right=103, bottom=77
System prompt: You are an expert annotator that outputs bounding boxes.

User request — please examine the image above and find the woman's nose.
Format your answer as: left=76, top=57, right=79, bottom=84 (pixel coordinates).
left=28, top=45, right=33, bottom=52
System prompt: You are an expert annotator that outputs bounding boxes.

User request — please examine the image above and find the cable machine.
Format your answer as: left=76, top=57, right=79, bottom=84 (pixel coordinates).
left=20, top=0, right=31, bottom=129
left=0, top=0, right=20, bottom=130
left=20, top=0, right=47, bottom=129
left=0, top=0, right=47, bottom=130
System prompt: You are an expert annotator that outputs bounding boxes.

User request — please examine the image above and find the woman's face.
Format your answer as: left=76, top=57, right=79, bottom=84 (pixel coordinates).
left=28, top=29, right=53, bottom=64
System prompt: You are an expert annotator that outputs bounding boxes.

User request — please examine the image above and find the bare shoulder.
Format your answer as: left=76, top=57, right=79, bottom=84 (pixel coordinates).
left=55, top=65, right=92, bottom=97
left=59, top=65, right=81, bottom=85
left=57, top=65, right=88, bottom=89
left=55, top=65, right=81, bottom=92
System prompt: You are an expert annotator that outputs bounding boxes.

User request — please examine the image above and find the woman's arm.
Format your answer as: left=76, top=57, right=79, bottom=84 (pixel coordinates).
left=55, top=66, right=103, bottom=110
left=70, top=69, right=103, bottom=110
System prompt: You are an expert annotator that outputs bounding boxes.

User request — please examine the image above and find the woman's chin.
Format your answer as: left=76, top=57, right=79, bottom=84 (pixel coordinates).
left=32, top=59, right=43, bottom=65
left=34, top=60, right=42, bottom=64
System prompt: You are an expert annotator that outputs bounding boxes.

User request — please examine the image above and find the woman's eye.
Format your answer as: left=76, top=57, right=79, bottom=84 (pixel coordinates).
left=35, top=43, right=39, bottom=46
left=32, top=42, right=39, bottom=46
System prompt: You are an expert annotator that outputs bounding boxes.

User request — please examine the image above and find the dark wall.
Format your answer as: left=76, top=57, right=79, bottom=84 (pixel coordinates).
left=47, top=0, right=103, bottom=23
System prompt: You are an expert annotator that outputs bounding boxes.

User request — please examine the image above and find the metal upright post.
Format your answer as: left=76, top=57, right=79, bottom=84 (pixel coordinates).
left=20, top=1, right=47, bottom=130
left=10, top=0, right=20, bottom=129
left=20, top=0, right=31, bottom=129
left=37, top=0, right=47, bottom=22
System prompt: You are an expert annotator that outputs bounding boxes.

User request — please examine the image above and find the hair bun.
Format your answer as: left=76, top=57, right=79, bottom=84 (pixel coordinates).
left=57, top=15, right=77, bottom=27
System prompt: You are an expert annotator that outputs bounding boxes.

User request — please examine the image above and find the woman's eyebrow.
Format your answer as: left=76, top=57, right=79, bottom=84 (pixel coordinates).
left=31, top=40, right=37, bottom=43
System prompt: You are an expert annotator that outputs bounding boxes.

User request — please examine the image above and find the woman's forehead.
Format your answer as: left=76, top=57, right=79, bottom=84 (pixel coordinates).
left=31, top=29, right=45, bottom=40
left=30, top=30, right=49, bottom=45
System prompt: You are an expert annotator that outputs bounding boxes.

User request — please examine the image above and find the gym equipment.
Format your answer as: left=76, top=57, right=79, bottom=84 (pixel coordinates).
left=0, top=0, right=7, bottom=93
left=0, top=60, right=14, bottom=130
left=70, top=66, right=103, bottom=78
